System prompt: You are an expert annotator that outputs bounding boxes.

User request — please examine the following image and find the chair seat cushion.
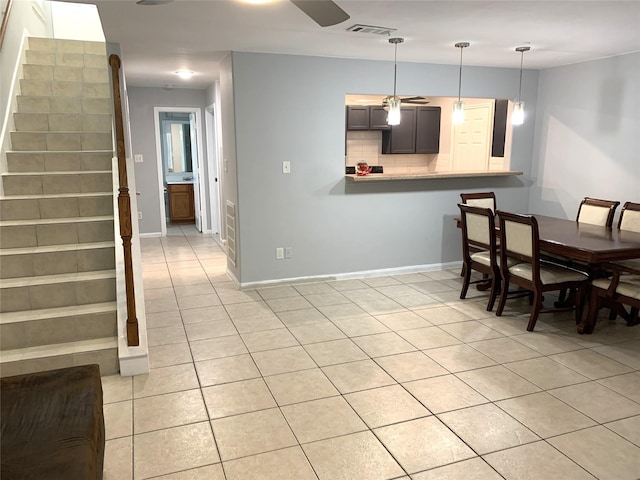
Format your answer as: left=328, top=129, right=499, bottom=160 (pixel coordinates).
left=509, top=262, right=588, bottom=285
left=613, top=258, right=640, bottom=273
left=471, top=251, right=518, bottom=268
left=593, top=275, right=640, bottom=300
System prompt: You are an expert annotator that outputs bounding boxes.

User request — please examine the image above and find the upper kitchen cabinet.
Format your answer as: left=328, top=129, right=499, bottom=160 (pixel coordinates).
left=346, top=105, right=391, bottom=131
left=346, top=106, right=370, bottom=130
left=369, top=106, right=391, bottom=130
left=382, top=106, right=441, bottom=154
left=415, top=106, right=441, bottom=154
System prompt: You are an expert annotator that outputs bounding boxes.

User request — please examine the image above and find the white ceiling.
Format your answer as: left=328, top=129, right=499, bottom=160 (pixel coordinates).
left=78, top=0, right=640, bottom=89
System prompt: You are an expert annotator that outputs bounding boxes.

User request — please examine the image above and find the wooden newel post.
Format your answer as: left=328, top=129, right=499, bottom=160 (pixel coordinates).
left=109, top=54, right=139, bottom=346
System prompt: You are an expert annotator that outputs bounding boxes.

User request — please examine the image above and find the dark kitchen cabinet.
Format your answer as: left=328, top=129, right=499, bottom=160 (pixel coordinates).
left=369, top=106, right=391, bottom=130
left=491, top=99, right=508, bottom=157
left=415, top=106, right=441, bottom=154
left=382, top=106, right=441, bottom=154
left=346, top=106, right=370, bottom=130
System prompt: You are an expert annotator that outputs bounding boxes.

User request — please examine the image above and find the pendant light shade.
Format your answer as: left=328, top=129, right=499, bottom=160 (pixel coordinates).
left=387, top=96, right=401, bottom=125
left=386, top=37, right=404, bottom=126
left=453, top=42, right=469, bottom=125
left=512, top=45, right=530, bottom=126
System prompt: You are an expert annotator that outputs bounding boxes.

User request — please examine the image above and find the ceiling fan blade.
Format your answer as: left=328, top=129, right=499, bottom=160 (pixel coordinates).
left=290, top=0, right=350, bottom=27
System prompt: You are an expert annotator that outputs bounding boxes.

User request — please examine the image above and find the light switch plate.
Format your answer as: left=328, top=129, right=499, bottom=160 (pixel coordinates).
left=282, top=161, right=291, bottom=174
left=134, top=154, right=143, bottom=163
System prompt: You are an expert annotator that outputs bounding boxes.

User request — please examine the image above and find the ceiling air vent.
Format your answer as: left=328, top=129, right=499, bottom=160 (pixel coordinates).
left=346, top=24, right=397, bottom=36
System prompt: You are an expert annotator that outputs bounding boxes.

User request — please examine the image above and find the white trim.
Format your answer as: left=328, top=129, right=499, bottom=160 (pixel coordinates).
left=139, top=232, right=163, bottom=238
left=238, top=261, right=463, bottom=290
left=0, top=29, right=29, bottom=183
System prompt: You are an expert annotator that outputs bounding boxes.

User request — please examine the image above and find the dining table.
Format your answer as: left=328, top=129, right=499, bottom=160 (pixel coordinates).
left=455, top=213, right=640, bottom=333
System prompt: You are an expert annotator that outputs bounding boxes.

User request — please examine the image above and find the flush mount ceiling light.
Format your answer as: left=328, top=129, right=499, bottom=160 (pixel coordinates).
left=384, top=37, right=404, bottom=126
left=452, top=42, right=470, bottom=125
left=175, top=70, right=194, bottom=80
left=512, top=45, right=531, bottom=126
left=136, top=0, right=173, bottom=5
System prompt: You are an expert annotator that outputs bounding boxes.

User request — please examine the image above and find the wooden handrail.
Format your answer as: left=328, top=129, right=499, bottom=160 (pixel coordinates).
left=109, top=54, right=139, bottom=346
left=0, top=0, right=14, bottom=51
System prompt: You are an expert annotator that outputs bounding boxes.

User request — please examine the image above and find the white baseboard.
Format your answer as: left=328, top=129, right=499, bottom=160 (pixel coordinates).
left=139, top=232, right=162, bottom=238
left=239, top=261, right=463, bottom=290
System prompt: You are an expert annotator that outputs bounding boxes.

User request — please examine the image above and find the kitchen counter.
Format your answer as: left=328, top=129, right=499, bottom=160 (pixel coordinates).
left=345, top=170, right=523, bottom=182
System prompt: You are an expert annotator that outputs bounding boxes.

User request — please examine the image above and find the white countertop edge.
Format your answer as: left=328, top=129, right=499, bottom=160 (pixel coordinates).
left=345, top=170, right=523, bottom=181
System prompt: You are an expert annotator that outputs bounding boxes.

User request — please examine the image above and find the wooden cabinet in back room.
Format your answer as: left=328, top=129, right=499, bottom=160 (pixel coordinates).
left=167, top=183, right=195, bottom=223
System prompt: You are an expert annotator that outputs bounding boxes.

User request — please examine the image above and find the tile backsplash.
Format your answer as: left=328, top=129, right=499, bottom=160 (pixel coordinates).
left=345, top=131, right=441, bottom=173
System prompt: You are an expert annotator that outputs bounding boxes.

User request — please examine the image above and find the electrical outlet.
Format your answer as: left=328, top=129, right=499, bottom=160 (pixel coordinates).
left=284, top=247, right=292, bottom=259
left=282, top=161, right=291, bottom=174
left=137, top=211, right=142, bottom=220
left=134, top=154, right=143, bottom=163
left=276, top=247, right=284, bottom=260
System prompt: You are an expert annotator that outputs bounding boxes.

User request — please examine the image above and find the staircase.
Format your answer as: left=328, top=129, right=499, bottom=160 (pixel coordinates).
left=0, top=38, right=119, bottom=376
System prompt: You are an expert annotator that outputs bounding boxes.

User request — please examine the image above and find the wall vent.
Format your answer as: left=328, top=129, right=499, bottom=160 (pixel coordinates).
left=346, top=24, right=397, bottom=36
left=226, top=201, right=237, bottom=266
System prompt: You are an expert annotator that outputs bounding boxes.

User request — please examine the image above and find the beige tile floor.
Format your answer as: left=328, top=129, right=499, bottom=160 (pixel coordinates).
left=102, top=225, right=640, bottom=479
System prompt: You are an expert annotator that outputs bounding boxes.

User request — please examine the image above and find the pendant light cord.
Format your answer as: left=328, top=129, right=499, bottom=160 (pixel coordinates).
left=457, top=46, right=463, bottom=101
left=517, top=50, right=524, bottom=102
left=393, top=42, right=398, bottom=97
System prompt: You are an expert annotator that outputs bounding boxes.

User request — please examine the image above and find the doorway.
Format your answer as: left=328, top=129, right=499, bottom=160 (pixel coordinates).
left=153, top=107, right=206, bottom=235
left=451, top=102, right=494, bottom=171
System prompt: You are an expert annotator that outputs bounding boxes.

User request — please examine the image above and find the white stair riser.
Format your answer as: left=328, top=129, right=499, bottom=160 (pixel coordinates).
left=0, top=221, right=114, bottom=248
left=1, top=348, right=118, bottom=377
left=6, top=151, right=113, bottom=172
left=23, top=64, right=109, bottom=84
left=16, top=96, right=112, bottom=114
left=0, top=196, right=113, bottom=221
left=1, top=310, right=116, bottom=350
left=1, top=248, right=115, bottom=279
left=2, top=172, right=112, bottom=195
left=28, top=37, right=107, bottom=55
left=13, top=113, right=112, bottom=133
left=19, top=79, right=110, bottom=98
left=10, top=131, right=112, bottom=151
left=0, top=277, right=117, bottom=313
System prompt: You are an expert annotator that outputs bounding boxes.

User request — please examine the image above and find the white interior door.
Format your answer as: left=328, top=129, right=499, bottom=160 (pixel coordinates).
left=189, top=113, right=202, bottom=232
left=206, top=105, right=221, bottom=235
left=452, top=102, right=493, bottom=171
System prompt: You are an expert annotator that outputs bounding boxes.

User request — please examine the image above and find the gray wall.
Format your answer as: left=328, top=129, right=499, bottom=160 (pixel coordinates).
left=529, top=52, right=640, bottom=220
left=127, top=86, right=208, bottom=234
left=230, top=52, right=539, bottom=284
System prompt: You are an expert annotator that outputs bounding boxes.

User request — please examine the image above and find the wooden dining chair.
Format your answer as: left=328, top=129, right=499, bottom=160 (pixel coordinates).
left=495, top=211, right=590, bottom=331
left=556, top=196, right=621, bottom=305
left=576, top=197, right=620, bottom=227
left=603, top=202, right=640, bottom=324
left=460, top=192, right=497, bottom=213
left=458, top=204, right=506, bottom=311
left=583, top=262, right=640, bottom=333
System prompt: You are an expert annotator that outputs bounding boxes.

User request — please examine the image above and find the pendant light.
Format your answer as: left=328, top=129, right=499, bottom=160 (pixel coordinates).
left=512, top=45, right=531, bottom=125
left=452, top=42, right=469, bottom=125
left=386, top=37, right=404, bottom=126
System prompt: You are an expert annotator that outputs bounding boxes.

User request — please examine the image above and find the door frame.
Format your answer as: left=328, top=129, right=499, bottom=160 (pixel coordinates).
left=153, top=106, right=207, bottom=235
left=205, top=103, right=221, bottom=235
left=451, top=101, right=494, bottom=172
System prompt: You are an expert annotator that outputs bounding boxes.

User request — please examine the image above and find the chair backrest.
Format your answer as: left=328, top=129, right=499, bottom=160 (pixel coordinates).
left=460, top=192, right=496, bottom=213
left=458, top=204, right=496, bottom=261
left=618, top=201, right=640, bottom=233
left=576, top=197, right=620, bottom=227
left=497, top=210, right=541, bottom=281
